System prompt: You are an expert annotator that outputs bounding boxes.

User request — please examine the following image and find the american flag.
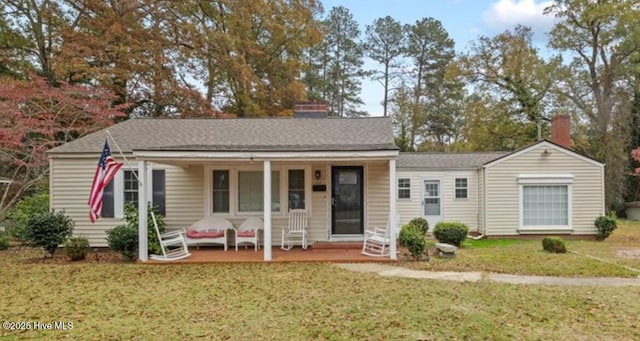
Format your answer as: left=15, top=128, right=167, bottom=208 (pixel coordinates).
left=88, top=140, right=123, bottom=223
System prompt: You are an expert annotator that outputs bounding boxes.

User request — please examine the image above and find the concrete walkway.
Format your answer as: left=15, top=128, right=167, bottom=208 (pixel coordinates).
left=335, top=263, right=640, bottom=287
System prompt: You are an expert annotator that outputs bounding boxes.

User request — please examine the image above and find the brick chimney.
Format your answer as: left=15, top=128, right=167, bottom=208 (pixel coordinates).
left=293, top=101, right=327, bottom=118
left=550, top=114, right=571, bottom=148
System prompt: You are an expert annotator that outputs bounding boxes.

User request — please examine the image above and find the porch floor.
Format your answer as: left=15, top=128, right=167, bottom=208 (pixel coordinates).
left=145, top=244, right=397, bottom=264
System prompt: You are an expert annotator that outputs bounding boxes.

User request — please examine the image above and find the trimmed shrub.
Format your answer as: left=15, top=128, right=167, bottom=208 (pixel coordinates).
left=433, top=221, right=469, bottom=247
left=594, top=215, right=617, bottom=241
left=399, top=224, right=426, bottom=260
left=5, top=193, right=49, bottom=246
left=0, top=233, right=8, bottom=250
left=399, top=223, right=419, bottom=247
left=408, top=217, right=429, bottom=235
left=25, top=211, right=74, bottom=257
left=542, top=237, right=567, bottom=253
left=64, top=236, right=91, bottom=261
left=106, top=225, right=138, bottom=261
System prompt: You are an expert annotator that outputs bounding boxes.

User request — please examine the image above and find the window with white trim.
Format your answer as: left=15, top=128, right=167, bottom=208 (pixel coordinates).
left=455, top=178, right=468, bottom=199
left=522, top=185, right=568, bottom=226
left=398, top=178, right=410, bottom=199
left=518, top=174, right=573, bottom=229
left=210, top=168, right=307, bottom=215
left=212, top=170, right=230, bottom=213
left=101, top=169, right=166, bottom=217
left=123, top=170, right=139, bottom=207
left=288, top=169, right=306, bottom=209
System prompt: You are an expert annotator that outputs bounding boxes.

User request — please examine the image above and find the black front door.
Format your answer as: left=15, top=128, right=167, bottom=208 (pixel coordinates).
left=331, top=166, right=364, bottom=235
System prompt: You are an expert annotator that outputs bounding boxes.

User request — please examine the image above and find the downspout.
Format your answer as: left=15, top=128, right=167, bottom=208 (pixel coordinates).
left=482, top=165, right=488, bottom=236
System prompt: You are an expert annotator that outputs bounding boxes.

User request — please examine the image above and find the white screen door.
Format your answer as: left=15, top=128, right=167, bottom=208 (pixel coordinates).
left=423, top=180, right=443, bottom=228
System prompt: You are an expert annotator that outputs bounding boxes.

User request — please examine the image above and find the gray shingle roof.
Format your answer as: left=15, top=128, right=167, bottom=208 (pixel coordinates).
left=48, top=117, right=398, bottom=154
left=398, top=152, right=508, bottom=169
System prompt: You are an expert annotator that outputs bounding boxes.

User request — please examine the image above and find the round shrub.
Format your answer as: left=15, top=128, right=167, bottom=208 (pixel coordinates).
left=106, top=225, right=138, bottom=261
left=399, top=224, right=426, bottom=260
left=25, top=211, right=74, bottom=256
left=408, top=217, right=429, bottom=235
left=542, top=237, right=567, bottom=253
left=64, top=236, right=91, bottom=261
left=5, top=193, right=49, bottom=246
left=433, top=221, right=469, bottom=247
left=594, top=215, right=617, bottom=241
left=399, top=223, right=418, bottom=247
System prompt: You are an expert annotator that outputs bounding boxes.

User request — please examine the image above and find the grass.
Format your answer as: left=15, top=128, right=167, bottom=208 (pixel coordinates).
left=1, top=250, right=640, bottom=340
left=403, top=220, right=640, bottom=277
left=1, top=221, right=639, bottom=339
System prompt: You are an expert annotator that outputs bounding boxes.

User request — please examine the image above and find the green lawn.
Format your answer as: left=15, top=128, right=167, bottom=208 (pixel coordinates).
left=1, top=221, right=639, bottom=340
left=403, top=220, right=640, bottom=278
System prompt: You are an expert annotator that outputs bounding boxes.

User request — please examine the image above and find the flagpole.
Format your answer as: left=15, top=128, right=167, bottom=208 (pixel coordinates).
left=106, top=130, right=141, bottom=183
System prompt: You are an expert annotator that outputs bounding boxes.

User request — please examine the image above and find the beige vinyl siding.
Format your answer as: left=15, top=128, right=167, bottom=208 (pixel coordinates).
left=308, top=163, right=330, bottom=243
left=163, top=165, right=204, bottom=230
left=366, top=162, right=390, bottom=230
left=396, top=173, right=422, bottom=226
left=484, top=144, right=603, bottom=236
left=51, top=157, right=112, bottom=246
left=50, top=157, right=204, bottom=246
left=396, top=170, right=480, bottom=231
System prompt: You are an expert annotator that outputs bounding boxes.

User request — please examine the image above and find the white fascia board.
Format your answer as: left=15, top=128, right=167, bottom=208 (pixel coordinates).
left=132, top=150, right=399, bottom=161
left=484, top=141, right=603, bottom=169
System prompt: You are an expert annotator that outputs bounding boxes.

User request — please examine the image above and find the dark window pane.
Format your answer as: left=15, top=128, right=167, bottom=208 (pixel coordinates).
left=288, top=169, right=305, bottom=210
left=398, top=178, right=410, bottom=199
left=152, top=169, right=166, bottom=216
left=212, top=170, right=230, bottom=213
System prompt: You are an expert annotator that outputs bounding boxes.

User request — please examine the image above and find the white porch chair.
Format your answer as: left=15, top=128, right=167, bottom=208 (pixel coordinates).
left=149, top=211, right=191, bottom=261
left=235, top=217, right=263, bottom=251
left=184, top=216, right=235, bottom=251
left=361, top=215, right=397, bottom=257
left=281, top=209, right=308, bottom=251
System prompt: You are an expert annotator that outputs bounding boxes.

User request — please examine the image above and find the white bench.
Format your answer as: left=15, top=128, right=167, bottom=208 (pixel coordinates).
left=184, top=216, right=235, bottom=251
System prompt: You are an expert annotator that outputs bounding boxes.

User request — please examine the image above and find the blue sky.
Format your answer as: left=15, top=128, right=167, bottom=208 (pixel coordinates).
left=320, top=0, right=557, bottom=115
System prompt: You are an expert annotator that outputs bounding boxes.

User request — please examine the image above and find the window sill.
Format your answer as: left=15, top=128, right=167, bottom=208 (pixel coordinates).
left=518, top=227, right=573, bottom=234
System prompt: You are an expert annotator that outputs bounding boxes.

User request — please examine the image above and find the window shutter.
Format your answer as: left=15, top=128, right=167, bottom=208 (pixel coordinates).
left=101, top=181, right=115, bottom=218
left=152, top=169, right=166, bottom=216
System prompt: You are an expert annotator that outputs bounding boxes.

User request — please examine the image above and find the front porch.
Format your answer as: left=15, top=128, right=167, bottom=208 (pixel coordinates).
left=136, top=157, right=399, bottom=262
left=146, top=244, right=397, bottom=264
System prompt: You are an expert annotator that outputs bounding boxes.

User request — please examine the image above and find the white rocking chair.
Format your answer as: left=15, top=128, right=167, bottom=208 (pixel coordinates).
left=361, top=215, right=396, bottom=257
left=149, top=211, right=191, bottom=261
left=281, top=209, right=308, bottom=251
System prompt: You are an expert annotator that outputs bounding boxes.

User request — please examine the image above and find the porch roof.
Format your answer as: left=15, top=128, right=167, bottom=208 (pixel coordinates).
left=48, top=117, right=398, bottom=154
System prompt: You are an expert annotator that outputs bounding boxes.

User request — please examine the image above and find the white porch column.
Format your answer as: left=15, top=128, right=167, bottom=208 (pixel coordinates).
left=389, top=159, right=397, bottom=260
left=263, top=160, right=272, bottom=261
left=138, top=160, right=148, bottom=261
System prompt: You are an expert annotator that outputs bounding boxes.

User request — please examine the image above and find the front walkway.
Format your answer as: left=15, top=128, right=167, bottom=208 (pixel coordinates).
left=336, top=263, right=640, bottom=287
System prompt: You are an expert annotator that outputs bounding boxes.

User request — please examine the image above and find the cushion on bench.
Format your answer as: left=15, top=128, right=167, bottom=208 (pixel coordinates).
left=236, top=230, right=256, bottom=238
left=187, top=230, right=225, bottom=239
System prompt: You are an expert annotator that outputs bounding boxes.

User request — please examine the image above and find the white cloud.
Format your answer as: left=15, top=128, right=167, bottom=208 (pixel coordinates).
left=482, top=0, right=555, bottom=36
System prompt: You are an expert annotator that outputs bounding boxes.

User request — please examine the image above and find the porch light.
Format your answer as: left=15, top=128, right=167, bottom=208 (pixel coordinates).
left=315, top=170, right=322, bottom=180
